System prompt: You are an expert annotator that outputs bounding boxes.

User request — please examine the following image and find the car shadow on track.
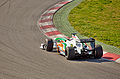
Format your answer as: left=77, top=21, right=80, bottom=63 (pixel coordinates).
left=49, top=49, right=113, bottom=63
left=69, top=57, right=113, bottom=63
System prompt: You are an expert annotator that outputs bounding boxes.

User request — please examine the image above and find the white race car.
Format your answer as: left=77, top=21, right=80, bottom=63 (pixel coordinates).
left=41, top=33, right=103, bottom=60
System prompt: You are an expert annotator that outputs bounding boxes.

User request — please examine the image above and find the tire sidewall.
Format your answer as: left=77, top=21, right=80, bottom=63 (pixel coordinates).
left=45, top=39, right=53, bottom=51
left=94, top=45, right=103, bottom=59
left=65, top=47, right=75, bottom=60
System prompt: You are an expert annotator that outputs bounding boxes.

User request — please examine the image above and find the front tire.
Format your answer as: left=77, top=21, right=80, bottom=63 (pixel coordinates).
left=45, top=39, right=53, bottom=51
left=94, top=45, right=103, bottom=59
left=65, top=47, right=75, bottom=60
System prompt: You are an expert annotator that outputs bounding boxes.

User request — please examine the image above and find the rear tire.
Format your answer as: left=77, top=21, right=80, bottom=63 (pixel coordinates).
left=65, top=47, right=75, bottom=60
left=94, top=45, right=103, bottom=59
left=45, top=39, right=53, bottom=51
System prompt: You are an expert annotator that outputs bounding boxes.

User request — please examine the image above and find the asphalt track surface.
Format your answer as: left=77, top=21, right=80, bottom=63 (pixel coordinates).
left=0, top=0, right=120, bottom=79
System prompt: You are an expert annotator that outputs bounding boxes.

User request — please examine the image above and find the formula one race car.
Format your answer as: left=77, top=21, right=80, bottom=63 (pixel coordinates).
left=40, top=33, right=103, bottom=60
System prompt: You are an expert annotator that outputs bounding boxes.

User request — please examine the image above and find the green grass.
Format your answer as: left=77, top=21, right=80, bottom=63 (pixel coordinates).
left=53, top=0, right=120, bottom=54
left=68, top=0, right=120, bottom=48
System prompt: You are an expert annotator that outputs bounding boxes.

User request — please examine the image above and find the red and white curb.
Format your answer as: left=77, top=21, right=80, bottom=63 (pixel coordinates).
left=38, top=0, right=71, bottom=39
left=103, top=52, right=120, bottom=63
left=38, top=0, right=120, bottom=63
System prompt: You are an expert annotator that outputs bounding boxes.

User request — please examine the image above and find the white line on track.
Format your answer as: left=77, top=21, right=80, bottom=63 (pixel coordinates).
left=116, top=58, right=120, bottom=63
left=39, top=21, right=53, bottom=26
left=40, top=15, right=53, bottom=20
left=103, top=51, right=108, bottom=54
left=49, top=34, right=67, bottom=39
left=47, top=9, right=58, bottom=13
left=41, top=28, right=58, bottom=33
left=54, top=4, right=64, bottom=7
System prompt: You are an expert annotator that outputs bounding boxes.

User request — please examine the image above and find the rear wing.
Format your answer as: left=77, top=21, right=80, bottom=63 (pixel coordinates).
left=80, top=38, right=95, bottom=43
left=80, top=38, right=95, bottom=49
